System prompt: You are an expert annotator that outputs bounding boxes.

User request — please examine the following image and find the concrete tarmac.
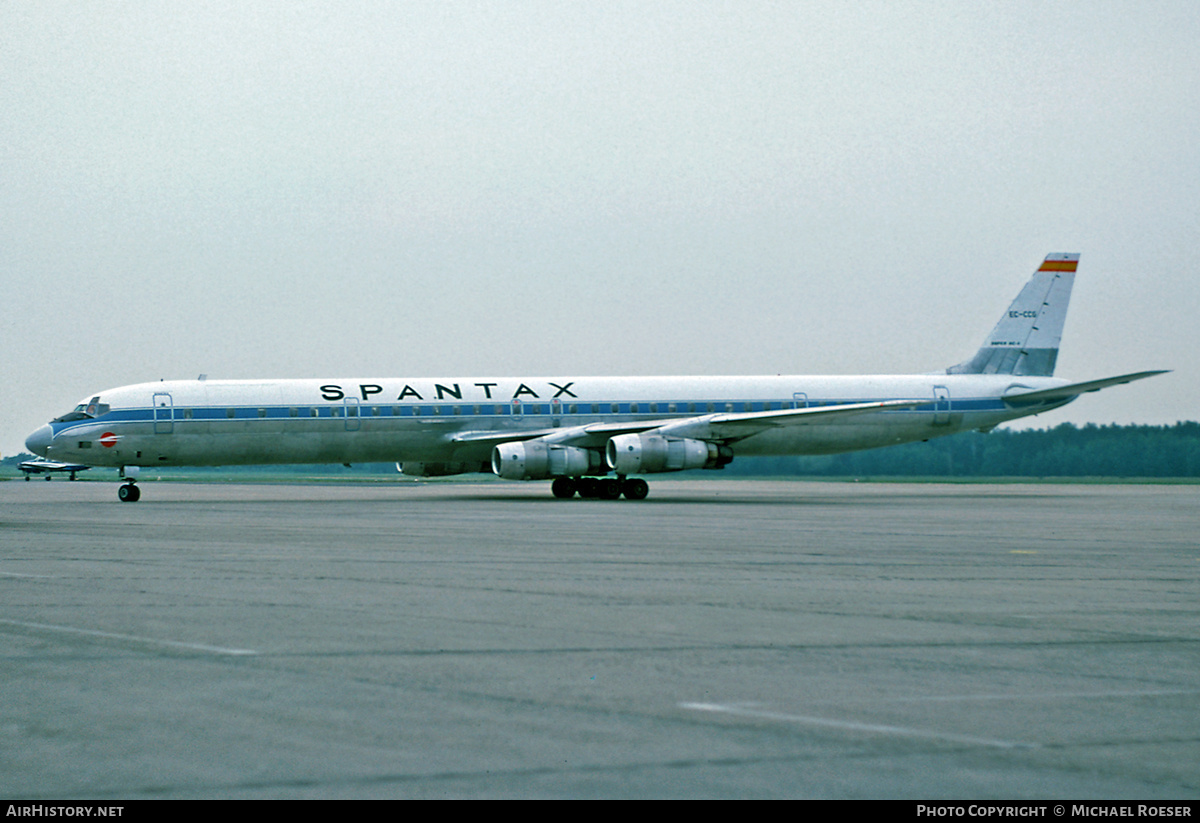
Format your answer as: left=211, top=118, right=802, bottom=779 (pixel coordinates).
left=1, top=478, right=1197, bottom=799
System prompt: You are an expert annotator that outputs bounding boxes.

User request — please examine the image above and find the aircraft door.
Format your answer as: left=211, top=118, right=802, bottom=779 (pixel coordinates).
left=932, top=386, right=951, bottom=426
left=344, top=398, right=361, bottom=431
left=152, top=392, right=173, bottom=434
left=792, top=392, right=808, bottom=409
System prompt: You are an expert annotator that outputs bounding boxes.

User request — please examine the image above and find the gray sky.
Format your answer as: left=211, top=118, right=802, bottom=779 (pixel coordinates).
left=3, top=1, right=1197, bottom=457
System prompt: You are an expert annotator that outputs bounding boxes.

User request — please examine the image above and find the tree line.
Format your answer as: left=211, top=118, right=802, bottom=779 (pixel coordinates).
left=723, top=421, right=1200, bottom=478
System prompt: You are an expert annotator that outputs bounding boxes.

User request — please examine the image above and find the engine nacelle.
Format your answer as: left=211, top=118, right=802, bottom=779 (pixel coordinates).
left=605, top=434, right=726, bottom=474
left=398, top=461, right=485, bottom=477
left=491, top=441, right=601, bottom=480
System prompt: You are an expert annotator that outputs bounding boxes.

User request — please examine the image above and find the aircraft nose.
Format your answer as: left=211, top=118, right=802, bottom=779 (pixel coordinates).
left=25, top=424, right=53, bottom=457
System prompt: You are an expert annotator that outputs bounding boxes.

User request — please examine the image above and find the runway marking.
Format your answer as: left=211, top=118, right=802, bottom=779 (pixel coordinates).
left=0, top=619, right=258, bottom=656
left=888, top=688, right=1200, bottom=703
left=679, top=702, right=1036, bottom=749
left=0, top=571, right=56, bottom=578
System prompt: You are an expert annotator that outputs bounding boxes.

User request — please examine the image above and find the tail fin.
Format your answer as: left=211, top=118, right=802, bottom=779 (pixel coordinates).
left=947, top=253, right=1078, bottom=376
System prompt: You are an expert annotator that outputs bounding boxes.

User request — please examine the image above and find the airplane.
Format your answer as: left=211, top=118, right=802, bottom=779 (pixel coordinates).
left=17, top=456, right=91, bottom=481
left=24, top=253, right=1166, bottom=503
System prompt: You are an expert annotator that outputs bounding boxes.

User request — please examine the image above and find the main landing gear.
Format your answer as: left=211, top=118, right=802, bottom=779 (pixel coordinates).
left=550, top=476, right=649, bottom=500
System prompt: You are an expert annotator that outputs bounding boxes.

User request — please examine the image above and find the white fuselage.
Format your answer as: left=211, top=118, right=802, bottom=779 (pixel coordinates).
left=29, top=373, right=1071, bottom=471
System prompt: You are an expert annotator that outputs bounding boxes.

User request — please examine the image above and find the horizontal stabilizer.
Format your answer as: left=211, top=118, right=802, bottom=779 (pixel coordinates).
left=1003, top=370, right=1169, bottom=406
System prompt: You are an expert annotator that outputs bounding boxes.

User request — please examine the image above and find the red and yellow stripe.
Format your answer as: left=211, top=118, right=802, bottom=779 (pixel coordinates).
left=1038, top=257, right=1078, bottom=272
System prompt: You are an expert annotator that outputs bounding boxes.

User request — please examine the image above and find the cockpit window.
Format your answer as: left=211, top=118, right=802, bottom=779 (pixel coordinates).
left=52, top=405, right=93, bottom=423
left=52, top=397, right=110, bottom=423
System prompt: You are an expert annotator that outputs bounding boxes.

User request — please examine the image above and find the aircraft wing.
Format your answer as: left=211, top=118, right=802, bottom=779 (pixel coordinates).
left=451, top=398, right=922, bottom=450
left=1002, top=370, right=1169, bottom=406
left=450, top=426, right=570, bottom=445
left=581, top=398, right=922, bottom=443
left=18, top=459, right=90, bottom=475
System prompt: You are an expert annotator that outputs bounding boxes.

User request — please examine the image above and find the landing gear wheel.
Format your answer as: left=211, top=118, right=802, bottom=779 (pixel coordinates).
left=117, top=483, right=141, bottom=503
left=577, top=478, right=600, bottom=499
left=551, top=478, right=577, bottom=499
left=621, top=478, right=649, bottom=500
left=598, top=478, right=622, bottom=500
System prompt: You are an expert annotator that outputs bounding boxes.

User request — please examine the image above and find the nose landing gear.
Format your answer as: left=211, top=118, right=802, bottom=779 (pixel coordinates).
left=117, top=466, right=141, bottom=502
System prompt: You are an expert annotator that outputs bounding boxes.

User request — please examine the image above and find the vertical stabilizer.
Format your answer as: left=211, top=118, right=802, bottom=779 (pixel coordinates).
left=947, top=253, right=1078, bottom=376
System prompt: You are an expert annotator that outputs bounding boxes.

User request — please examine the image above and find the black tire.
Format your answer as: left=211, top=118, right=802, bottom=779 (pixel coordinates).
left=577, top=478, right=600, bottom=498
left=599, top=479, right=622, bottom=500
left=117, top=484, right=140, bottom=503
left=551, top=478, right=576, bottom=499
left=622, top=478, right=649, bottom=500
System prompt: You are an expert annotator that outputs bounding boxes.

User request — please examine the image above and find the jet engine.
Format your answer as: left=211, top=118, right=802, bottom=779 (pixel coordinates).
left=491, top=441, right=603, bottom=480
left=605, top=433, right=730, bottom=474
